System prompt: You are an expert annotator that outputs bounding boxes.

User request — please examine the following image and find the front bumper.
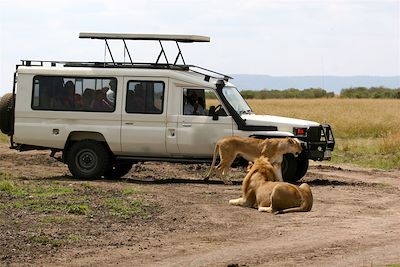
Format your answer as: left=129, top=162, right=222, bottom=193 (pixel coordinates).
left=297, top=124, right=335, bottom=161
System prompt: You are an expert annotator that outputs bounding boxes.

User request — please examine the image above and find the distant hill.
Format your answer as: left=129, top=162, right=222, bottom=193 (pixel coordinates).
left=230, top=75, right=400, bottom=93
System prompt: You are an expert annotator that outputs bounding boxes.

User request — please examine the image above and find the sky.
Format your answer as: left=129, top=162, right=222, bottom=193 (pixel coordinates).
left=0, top=0, right=399, bottom=95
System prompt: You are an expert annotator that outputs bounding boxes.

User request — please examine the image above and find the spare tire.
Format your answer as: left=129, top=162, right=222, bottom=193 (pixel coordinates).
left=0, top=93, right=14, bottom=135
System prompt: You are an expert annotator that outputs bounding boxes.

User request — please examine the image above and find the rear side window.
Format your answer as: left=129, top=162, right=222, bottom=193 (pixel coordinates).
left=32, top=76, right=117, bottom=112
left=126, top=81, right=164, bottom=114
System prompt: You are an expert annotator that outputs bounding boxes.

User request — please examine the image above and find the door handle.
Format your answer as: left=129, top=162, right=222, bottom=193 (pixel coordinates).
left=125, top=122, right=134, bottom=125
left=182, top=123, right=192, bottom=127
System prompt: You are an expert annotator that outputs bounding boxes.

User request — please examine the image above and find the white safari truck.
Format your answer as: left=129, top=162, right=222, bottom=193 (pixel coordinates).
left=0, top=33, right=335, bottom=182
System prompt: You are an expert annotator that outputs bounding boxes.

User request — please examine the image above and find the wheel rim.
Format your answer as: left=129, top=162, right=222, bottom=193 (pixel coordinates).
left=75, top=148, right=98, bottom=173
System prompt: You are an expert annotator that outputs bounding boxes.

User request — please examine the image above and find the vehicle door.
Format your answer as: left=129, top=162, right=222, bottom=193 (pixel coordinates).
left=121, top=78, right=168, bottom=156
left=176, top=88, right=234, bottom=157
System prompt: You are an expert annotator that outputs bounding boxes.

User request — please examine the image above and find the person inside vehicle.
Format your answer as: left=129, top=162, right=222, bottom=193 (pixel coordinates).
left=93, top=89, right=113, bottom=111
left=184, top=91, right=205, bottom=115
left=106, top=79, right=116, bottom=103
left=127, top=84, right=146, bottom=113
left=62, top=81, right=76, bottom=109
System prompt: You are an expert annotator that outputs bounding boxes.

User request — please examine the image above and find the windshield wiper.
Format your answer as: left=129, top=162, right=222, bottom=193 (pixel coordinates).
left=239, top=109, right=254, bottom=115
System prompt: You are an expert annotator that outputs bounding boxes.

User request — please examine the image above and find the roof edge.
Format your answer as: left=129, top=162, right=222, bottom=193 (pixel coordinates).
left=79, top=32, right=210, bottom=43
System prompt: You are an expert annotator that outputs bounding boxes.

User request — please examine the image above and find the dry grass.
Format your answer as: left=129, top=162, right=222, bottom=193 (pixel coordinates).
left=247, top=98, right=400, bottom=139
left=246, top=98, right=400, bottom=169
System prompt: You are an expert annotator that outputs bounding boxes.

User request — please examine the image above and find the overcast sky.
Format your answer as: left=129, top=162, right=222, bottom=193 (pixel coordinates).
left=0, top=0, right=399, bottom=95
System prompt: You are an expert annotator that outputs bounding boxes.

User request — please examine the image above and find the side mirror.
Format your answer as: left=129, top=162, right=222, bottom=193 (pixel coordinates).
left=208, top=106, right=219, bottom=121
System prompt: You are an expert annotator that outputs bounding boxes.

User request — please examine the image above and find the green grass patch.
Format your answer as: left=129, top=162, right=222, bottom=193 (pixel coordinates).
left=32, top=233, right=85, bottom=245
left=104, top=197, right=153, bottom=219
left=30, top=235, right=63, bottom=247
left=65, top=233, right=83, bottom=242
left=31, top=186, right=74, bottom=197
left=81, top=182, right=94, bottom=190
left=0, top=179, right=27, bottom=197
left=122, top=186, right=141, bottom=195
left=66, top=204, right=90, bottom=215
left=13, top=198, right=62, bottom=213
left=1, top=171, right=156, bottom=221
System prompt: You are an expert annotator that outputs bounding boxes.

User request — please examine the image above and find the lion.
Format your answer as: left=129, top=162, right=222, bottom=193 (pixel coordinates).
left=205, top=136, right=303, bottom=184
left=229, top=156, right=313, bottom=214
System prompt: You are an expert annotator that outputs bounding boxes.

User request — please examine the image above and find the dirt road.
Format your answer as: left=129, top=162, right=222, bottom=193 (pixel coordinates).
left=1, top=143, right=400, bottom=266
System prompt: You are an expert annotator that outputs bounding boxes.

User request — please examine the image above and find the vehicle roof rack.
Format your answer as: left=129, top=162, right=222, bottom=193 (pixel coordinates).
left=19, top=32, right=232, bottom=82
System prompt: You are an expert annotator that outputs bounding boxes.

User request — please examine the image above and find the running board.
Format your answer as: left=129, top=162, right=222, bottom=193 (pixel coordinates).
left=116, top=156, right=213, bottom=164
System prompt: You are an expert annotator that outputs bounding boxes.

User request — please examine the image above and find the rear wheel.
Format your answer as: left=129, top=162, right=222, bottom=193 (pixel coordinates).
left=66, top=140, right=111, bottom=179
left=104, top=161, right=134, bottom=179
left=0, top=93, right=14, bottom=135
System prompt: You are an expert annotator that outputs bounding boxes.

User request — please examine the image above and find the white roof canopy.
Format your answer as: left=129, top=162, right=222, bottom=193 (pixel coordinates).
left=79, top=32, right=210, bottom=43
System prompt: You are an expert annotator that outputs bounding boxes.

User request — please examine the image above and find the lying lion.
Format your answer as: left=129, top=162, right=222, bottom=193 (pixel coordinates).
left=205, top=136, right=302, bottom=184
left=229, top=156, right=313, bottom=214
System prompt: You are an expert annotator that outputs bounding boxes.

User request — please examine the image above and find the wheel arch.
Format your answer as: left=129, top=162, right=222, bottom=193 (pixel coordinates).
left=63, top=131, right=113, bottom=162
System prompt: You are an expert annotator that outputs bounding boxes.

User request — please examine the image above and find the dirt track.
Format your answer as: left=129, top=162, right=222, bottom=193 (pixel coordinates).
left=1, top=143, right=400, bottom=266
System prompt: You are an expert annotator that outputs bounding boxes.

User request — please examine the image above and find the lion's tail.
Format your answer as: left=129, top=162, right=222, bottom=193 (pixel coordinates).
left=205, top=143, right=220, bottom=178
left=275, top=183, right=313, bottom=214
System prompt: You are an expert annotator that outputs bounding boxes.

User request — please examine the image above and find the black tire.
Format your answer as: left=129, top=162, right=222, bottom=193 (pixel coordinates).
left=282, top=153, right=309, bottom=183
left=282, top=154, right=299, bottom=183
left=66, top=140, right=111, bottom=180
left=294, top=153, right=309, bottom=181
left=0, top=93, right=14, bottom=135
left=104, top=161, right=134, bottom=179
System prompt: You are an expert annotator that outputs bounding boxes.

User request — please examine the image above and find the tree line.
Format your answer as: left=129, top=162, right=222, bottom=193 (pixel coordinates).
left=239, top=87, right=400, bottom=99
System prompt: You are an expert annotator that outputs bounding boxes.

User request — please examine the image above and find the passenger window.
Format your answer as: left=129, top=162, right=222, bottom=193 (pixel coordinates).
left=126, top=81, right=164, bottom=114
left=183, top=89, right=227, bottom=116
left=32, top=76, right=116, bottom=112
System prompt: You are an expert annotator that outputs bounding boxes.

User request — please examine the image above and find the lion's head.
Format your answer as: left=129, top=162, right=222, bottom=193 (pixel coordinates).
left=284, top=137, right=303, bottom=157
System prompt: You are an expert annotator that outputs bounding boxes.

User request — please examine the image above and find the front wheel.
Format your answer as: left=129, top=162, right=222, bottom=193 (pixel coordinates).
left=282, top=153, right=309, bottom=183
left=66, top=141, right=111, bottom=179
left=282, top=154, right=298, bottom=182
left=294, top=153, right=309, bottom=182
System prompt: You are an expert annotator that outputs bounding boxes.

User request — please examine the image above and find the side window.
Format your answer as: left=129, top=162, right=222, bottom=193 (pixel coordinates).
left=183, top=89, right=227, bottom=116
left=32, top=76, right=116, bottom=112
left=126, top=81, right=164, bottom=114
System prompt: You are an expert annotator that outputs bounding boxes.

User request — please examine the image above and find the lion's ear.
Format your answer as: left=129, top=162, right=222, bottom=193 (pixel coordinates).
left=287, top=137, right=295, bottom=144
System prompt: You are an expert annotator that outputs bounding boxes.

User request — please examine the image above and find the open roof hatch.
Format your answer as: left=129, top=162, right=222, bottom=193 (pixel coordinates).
left=79, top=32, right=210, bottom=67
left=77, top=32, right=231, bottom=81
left=20, top=32, right=231, bottom=82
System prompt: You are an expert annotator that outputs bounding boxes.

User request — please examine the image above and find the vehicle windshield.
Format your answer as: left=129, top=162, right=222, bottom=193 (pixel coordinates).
left=222, top=86, right=254, bottom=115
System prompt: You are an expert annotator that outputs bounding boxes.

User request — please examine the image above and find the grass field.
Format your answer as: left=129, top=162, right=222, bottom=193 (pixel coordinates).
left=247, top=98, right=400, bottom=169
left=1, top=98, right=399, bottom=169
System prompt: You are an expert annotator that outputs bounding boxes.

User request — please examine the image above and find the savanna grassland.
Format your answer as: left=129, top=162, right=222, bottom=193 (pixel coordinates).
left=0, top=98, right=399, bottom=169
left=248, top=98, right=400, bottom=169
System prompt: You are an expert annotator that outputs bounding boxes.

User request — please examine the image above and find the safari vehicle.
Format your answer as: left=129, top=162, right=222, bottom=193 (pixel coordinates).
left=0, top=32, right=335, bottom=182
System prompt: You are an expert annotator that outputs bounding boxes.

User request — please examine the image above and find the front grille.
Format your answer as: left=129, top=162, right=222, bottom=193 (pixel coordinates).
left=308, top=126, right=323, bottom=142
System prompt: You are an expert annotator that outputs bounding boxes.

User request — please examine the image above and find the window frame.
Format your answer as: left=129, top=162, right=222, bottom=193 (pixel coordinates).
left=31, top=75, right=117, bottom=113
left=125, top=80, right=165, bottom=115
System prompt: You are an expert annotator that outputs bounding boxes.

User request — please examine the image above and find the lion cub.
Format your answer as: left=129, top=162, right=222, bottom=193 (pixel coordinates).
left=206, top=136, right=302, bottom=184
left=229, top=156, right=313, bottom=214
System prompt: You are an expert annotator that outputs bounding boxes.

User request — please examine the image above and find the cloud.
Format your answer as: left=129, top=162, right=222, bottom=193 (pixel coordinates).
left=0, top=0, right=399, bottom=94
